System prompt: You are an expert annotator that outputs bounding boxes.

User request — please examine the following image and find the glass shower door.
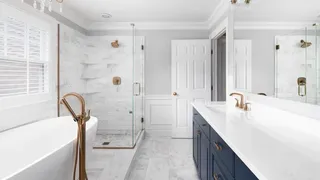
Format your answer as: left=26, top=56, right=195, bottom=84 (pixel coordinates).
left=275, top=28, right=308, bottom=102
left=132, top=33, right=144, bottom=145
left=275, top=24, right=320, bottom=105
left=305, top=25, right=319, bottom=104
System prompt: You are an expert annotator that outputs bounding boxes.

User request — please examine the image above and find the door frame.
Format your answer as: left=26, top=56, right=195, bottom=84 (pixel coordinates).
left=212, top=28, right=227, bottom=101
left=210, top=17, right=234, bottom=100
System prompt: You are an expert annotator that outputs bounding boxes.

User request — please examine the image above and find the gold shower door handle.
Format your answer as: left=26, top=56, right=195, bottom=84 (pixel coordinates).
left=298, top=84, right=307, bottom=97
left=173, top=92, right=178, bottom=96
left=297, top=77, right=307, bottom=97
left=133, top=83, right=141, bottom=96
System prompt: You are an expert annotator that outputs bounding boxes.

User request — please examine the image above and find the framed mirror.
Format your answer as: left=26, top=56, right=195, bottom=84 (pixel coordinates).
left=233, top=0, right=320, bottom=105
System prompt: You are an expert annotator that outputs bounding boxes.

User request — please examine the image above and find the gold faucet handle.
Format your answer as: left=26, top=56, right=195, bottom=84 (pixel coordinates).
left=84, top=110, right=91, bottom=122
left=234, top=98, right=240, bottom=108
left=244, top=103, right=251, bottom=111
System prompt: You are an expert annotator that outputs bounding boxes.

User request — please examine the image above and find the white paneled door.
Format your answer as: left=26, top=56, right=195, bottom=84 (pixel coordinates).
left=171, top=40, right=211, bottom=138
left=234, top=40, right=252, bottom=92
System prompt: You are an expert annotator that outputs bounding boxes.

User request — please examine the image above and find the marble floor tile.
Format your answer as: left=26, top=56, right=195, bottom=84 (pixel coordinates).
left=145, top=158, right=170, bottom=180
left=126, top=137, right=199, bottom=180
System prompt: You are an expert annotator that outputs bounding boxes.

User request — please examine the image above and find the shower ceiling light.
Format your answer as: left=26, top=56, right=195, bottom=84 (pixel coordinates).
left=22, top=0, right=64, bottom=13
left=101, top=13, right=112, bottom=19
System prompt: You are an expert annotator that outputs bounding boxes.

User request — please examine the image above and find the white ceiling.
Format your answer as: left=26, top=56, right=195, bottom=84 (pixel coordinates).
left=234, top=0, right=320, bottom=22
left=64, top=0, right=222, bottom=23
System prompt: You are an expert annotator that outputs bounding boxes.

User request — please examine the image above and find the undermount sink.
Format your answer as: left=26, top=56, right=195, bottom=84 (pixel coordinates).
left=205, top=102, right=227, bottom=113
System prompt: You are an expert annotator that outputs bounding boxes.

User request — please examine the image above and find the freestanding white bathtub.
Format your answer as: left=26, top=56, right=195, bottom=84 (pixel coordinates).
left=0, top=116, right=98, bottom=180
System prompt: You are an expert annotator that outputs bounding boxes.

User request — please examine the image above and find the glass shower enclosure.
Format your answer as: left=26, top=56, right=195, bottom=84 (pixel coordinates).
left=59, top=24, right=144, bottom=148
left=275, top=24, right=320, bottom=105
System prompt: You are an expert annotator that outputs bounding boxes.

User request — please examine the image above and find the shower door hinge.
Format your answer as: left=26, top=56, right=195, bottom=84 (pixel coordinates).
left=141, top=117, right=144, bottom=123
left=141, top=45, right=144, bottom=50
left=276, top=45, right=280, bottom=50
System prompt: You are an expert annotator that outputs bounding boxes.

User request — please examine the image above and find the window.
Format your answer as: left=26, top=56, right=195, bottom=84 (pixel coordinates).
left=0, top=3, right=51, bottom=102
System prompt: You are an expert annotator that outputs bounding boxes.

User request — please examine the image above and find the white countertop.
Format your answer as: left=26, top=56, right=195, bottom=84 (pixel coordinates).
left=192, top=102, right=320, bottom=180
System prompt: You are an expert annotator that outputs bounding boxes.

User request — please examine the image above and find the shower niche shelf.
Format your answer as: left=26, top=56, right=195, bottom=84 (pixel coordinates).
left=83, top=91, right=101, bottom=95
left=81, top=61, right=102, bottom=65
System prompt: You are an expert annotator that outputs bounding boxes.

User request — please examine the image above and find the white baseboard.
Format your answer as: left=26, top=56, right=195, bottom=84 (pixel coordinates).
left=145, top=129, right=172, bottom=137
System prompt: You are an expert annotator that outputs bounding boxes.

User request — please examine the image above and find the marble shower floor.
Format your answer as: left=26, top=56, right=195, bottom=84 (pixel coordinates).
left=93, top=134, right=134, bottom=148
left=126, top=137, right=199, bottom=180
left=87, top=131, right=145, bottom=180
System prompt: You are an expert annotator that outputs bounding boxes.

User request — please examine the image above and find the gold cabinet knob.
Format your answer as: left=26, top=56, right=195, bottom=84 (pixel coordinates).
left=213, top=173, right=219, bottom=180
left=214, top=142, right=223, bottom=151
left=173, top=92, right=178, bottom=96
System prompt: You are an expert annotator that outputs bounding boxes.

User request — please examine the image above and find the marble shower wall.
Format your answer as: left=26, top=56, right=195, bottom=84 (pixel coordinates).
left=59, top=24, right=87, bottom=116
left=276, top=35, right=319, bottom=104
left=84, top=36, right=141, bottom=134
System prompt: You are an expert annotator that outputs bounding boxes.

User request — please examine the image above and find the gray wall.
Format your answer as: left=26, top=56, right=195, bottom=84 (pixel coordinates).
left=234, top=29, right=304, bottom=96
left=88, top=30, right=209, bottom=95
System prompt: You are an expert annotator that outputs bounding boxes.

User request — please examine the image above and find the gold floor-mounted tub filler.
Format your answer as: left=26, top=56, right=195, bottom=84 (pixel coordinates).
left=60, top=92, right=91, bottom=180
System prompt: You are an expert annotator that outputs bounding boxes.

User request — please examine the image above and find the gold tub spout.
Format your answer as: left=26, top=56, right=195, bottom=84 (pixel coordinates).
left=60, top=92, right=91, bottom=180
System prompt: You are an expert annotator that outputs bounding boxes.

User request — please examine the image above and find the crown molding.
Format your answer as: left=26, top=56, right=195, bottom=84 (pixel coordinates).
left=47, top=1, right=91, bottom=28
left=1, top=0, right=91, bottom=29
left=235, top=21, right=316, bottom=30
left=207, top=0, right=230, bottom=30
left=2, top=0, right=230, bottom=32
left=87, top=22, right=210, bottom=30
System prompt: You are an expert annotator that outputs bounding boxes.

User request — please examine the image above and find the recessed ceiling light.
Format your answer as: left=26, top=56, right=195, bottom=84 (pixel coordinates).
left=101, top=13, right=112, bottom=19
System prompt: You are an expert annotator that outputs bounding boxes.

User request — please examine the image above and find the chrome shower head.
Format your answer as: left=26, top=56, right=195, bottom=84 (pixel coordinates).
left=300, top=40, right=312, bottom=48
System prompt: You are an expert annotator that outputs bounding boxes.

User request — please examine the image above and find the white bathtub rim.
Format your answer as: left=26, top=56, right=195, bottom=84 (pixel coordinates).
left=1, top=116, right=98, bottom=180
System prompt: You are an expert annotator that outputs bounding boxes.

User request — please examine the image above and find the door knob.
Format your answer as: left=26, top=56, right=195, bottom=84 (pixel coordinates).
left=173, top=92, right=178, bottom=96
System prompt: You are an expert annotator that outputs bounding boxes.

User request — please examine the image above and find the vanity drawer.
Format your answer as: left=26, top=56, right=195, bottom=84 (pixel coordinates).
left=193, top=109, right=210, bottom=138
left=213, top=160, right=234, bottom=180
left=211, top=127, right=235, bottom=177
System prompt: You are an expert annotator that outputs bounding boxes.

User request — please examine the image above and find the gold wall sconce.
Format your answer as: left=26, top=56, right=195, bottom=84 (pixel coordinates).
left=111, top=40, right=119, bottom=48
left=231, top=0, right=251, bottom=5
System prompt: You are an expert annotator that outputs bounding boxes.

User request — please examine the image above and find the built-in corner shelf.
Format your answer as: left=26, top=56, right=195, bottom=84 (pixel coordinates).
left=81, top=61, right=102, bottom=65
left=81, top=76, right=101, bottom=80
left=82, top=91, right=101, bottom=95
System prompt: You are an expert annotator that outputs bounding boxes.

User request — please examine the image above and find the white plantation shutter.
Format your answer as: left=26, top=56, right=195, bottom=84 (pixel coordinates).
left=0, top=4, right=50, bottom=99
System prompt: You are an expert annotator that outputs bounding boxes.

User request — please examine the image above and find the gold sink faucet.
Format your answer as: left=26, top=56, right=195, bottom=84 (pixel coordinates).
left=230, top=92, right=251, bottom=111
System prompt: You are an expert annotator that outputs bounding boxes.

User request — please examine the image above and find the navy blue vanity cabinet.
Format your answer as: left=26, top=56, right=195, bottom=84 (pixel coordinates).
left=193, top=120, right=201, bottom=172
left=193, top=107, right=259, bottom=180
left=210, top=127, right=235, bottom=177
left=193, top=109, right=210, bottom=180
left=212, top=160, right=234, bottom=180
left=235, top=155, right=258, bottom=180
left=200, top=130, right=210, bottom=180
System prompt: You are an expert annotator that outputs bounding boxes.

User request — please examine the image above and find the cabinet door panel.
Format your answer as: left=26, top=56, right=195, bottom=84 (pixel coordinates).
left=193, top=120, right=198, bottom=166
left=200, top=133, right=209, bottom=180
left=209, top=149, right=215, bottom=180
left=213, top=160, right=234, bottom=180
left=235, top=155, right=258, bottom=180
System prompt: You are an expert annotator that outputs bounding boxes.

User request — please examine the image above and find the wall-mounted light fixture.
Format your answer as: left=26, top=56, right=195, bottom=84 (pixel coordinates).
left=231, top=0, right=251, bottom=5
left=22, top=0, right=64, bottom=13
left=111, top=40, right=120, bottom=48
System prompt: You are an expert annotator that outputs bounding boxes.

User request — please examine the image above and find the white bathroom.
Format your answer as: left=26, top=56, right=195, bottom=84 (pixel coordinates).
left=0, top=0, right=320, bottom=180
